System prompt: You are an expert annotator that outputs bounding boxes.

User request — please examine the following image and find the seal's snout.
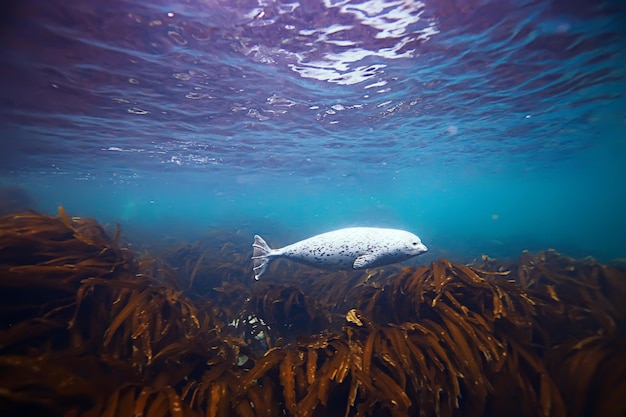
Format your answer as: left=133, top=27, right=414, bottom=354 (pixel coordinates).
left=411, top=242, right=428, bottom=254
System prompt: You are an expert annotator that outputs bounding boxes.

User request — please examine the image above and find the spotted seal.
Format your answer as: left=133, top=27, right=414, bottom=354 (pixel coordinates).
left=252, top=227, right=428, bottom=279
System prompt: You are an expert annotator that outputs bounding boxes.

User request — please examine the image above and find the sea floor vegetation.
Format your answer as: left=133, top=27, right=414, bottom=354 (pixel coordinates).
left=1, top=208, right=625, bottom=417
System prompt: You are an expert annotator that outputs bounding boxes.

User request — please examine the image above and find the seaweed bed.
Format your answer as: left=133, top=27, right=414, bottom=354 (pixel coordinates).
left=1, top=209, right=625, bottom=417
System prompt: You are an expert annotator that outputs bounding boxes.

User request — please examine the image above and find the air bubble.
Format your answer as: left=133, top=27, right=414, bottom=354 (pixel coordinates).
left=168, top=31, right=187, bottom=45
left=128, top=108, right=149, bottom=115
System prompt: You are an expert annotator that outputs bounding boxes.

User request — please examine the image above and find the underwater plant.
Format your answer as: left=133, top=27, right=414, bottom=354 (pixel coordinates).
left=0, top=208, right=625, bottom=417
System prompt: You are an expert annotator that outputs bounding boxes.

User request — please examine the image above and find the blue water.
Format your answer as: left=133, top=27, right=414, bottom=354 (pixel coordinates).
left=1, top=0, right=625, bottom=262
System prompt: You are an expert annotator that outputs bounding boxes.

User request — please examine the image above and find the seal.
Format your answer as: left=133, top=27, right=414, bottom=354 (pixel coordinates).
left=252, top=227, right=428, bottom=279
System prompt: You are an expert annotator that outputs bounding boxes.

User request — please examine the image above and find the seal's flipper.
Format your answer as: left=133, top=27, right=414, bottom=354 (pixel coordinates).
left=353, top=252, right=380, bottom=269
left=252, top=234, right=273, bottom=279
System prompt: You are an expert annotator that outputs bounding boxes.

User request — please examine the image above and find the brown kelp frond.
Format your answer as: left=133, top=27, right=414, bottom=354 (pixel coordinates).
left=85, top=385, right=194, bottom=417
left=234, top=334, right=367, bottom=417
left=543, top=335, right=626, bottom=417
left=0, top=352, right=136, bottom=417
left=1, top=211, right=625, bottom=417
left=357, top=259, right=535, bottom=329
left=0, top=209, right=251, bottom=416
left=0, top=208, right=137, bottom=350
left=477, top=249, right=626, bottom=339
left=336, top=258, right=569, bottom=417
left=237, top=312, right=497, bottom=417
left=70, top=273, right=236, bottom=376
left=291, top=266, right=399, bottom=314
left=158, top=231, right=252, bottom=294
left=241, top=283, right=334, bottom=345
left=0, top=208, right=131, bottom=273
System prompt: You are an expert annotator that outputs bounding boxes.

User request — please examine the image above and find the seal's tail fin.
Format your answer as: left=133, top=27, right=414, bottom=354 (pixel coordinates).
left=252, top=234, right=273, bottom=280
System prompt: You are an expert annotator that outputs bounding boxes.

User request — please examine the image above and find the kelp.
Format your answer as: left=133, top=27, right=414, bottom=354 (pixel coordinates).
left=0, top=209, right=243, bottom=417
left=157, top=230, right=252, bottom=294
left=1, top=209, right=625, bottom=417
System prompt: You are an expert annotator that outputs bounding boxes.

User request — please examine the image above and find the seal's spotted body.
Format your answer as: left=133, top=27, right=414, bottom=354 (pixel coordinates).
left=252, top=227, right=428, bottom=279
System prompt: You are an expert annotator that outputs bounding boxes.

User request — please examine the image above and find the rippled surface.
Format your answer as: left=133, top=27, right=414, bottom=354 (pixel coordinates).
left=1, top=0, right=625, bottom=260
left=2, top=0, right=623, bottom=175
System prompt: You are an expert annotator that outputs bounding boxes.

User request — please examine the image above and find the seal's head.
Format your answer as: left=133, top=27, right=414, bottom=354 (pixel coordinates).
left=401, top=231, right=428, bottom=256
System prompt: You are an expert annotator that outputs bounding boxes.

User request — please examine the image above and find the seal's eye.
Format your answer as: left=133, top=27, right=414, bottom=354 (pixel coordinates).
left=412, top=242, right=418, bottom=246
